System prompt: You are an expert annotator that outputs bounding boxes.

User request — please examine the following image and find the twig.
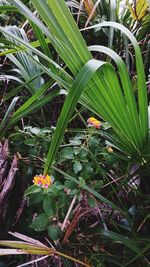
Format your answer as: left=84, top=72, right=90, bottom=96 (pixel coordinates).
left=102, top=174, right=127, bottom=189
left=17, top=255, right=49, bottom=267
left=55, top=250, right=92, bottom=267
left=61, top=194, right=77, bottom=231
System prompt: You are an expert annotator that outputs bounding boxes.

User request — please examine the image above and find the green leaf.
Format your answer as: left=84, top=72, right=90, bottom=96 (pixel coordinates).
left=82, top=164, right=94, bottom=179
left=0, top=97, right=19, bottom=129
left=123, top=242, right=150, bottom=267
left=24, top=185, right=41, bottom=197
left=47, top=185, right=59, bottom=196
left=0, top=87, right=61, bottom=139
left=85, top=22, right=148, bottom=148
left=44, top=59, right=109, bottom=174
left=92, top=180, right=103, bottom=191
left=48, top=225, right=62, bottom=240
left=108, top=0, right=116, bottom=48
left=24, top=138, right=36, bottom=146
left=65, top=181, right=77, bottom=190
left=1, top=26, right=42, bottom=93
left=98, top=229, right=140, bottom=254
left=73, top=147, right=80, bottom=155
left=29, top=21, right=53, bottom=68
left=53, top=166, right=125, bottom=215
left=9, top=0, right=149, bottom=164
left=73, top=161, right=82, bottom=174
left=78, top=149, right=88, bottom=159
left=30, top=214, right=50, bottom=231
left=69, top=138, right=82, bottom=146
left=29, top=192, right=44, bottom=205
left=61, top=147, right=75, bottom=160
left=43, top=195, right=57, bottom=216
left=89, top=136, right=99, bottom=153
left=0, top=5, right=18, bottom=12
left=3, top=73, right=43, bottom=101
left=87, top=196, right=97, bottom=208
left=79, top=177, right=86, bottom=186
left=29, top=127, right=41, bottom=135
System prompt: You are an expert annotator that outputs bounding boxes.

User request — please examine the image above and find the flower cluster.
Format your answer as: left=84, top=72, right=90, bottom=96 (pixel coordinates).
left=33, top=174, right=52, bottom=189
left=87, top=117, right=101, bottom=129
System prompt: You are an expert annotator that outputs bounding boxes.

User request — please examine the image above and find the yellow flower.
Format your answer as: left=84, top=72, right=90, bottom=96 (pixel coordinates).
left=87, top=117, right=101, bottom=129
left=33, top=174, right=52, bottom=189
left=106, top=146, right=113, bottom=153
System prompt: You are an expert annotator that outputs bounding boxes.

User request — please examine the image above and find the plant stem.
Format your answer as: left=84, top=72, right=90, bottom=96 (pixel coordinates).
left=61, top=194, right=77, bottom=231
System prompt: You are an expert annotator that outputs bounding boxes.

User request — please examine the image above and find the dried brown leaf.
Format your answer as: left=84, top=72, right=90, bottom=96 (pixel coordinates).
left=0, top=155, right=18, bottom=203
left=9, top=232, right=48, bottom=248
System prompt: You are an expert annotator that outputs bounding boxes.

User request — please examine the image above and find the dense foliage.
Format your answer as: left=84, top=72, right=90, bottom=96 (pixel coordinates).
left=0, top=0, right=150, bottom=266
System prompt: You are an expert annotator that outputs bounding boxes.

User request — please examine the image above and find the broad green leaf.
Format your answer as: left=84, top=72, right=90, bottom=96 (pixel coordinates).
left=8, top=0, right=149, bottom=165
left=83, top=22, right=148, bottom=145
left=65, top=180, right=77, bottom=190
left=73, top=161, right=82, bottom=174
left=61, top=147, right=75, bottom=160
left=29, top=192, right=44, bottom=205
left=48, top=225, right=62, bottom=241
left=24, top=185, right=41, bottom=197
left=43, top=195, right=57, bottom=217
left=30, top=214, right=50, bottom=231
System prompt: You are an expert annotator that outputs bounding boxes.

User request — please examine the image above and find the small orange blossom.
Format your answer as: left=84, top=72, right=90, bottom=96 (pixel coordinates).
left=87, top=117, right=101, bottom=129
left=33, top=174, right=52, bottom=189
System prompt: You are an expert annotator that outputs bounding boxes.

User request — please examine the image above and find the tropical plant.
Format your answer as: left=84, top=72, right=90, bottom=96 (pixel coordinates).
left=0, top=1, right=150, bottom=266
left=1, top=25, right=43, bottom=93
left=3, top=0, right=148, bottom=170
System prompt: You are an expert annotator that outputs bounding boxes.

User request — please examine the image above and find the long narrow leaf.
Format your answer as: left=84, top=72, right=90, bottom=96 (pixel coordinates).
left=98, top=229, right=140, bottom=254
left=52, top=166, right=124, bottom=215
left=82, top=22, right=148, bottom=144
left=8, top=0, right=149, bottom=161
left=44, top=59, right=114, bottom=174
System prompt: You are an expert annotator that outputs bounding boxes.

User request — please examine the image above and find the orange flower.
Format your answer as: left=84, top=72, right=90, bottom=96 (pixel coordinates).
left=87, top=117, right=101, bottom=129
left=33, top=174, right=52, bottom=189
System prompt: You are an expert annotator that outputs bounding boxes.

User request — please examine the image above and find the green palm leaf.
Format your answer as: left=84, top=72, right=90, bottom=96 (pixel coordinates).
left=4, top=0, right=150, bottom=167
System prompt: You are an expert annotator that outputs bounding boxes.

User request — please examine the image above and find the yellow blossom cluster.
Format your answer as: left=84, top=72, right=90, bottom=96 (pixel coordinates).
left=33, top=174, right=52, bottom=189
left=87, top=117, right=101, bottom=129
